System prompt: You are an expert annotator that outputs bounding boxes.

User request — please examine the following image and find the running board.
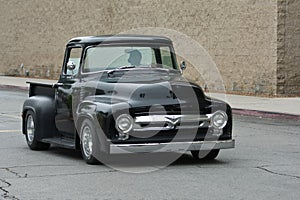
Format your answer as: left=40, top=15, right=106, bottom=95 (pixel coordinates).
left=41, top=137, right=75, bottom=149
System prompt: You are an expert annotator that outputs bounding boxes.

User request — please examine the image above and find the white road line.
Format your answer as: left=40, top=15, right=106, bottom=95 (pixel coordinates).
left=0, top=113, right=21, bottom=119
left=0, top=130, right=21, bottom=133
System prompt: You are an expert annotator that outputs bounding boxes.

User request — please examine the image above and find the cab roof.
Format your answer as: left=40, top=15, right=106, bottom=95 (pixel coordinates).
left=67, top=34, right=173, bottom=46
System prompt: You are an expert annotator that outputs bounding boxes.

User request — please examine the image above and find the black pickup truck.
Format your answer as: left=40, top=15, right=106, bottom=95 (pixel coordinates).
left=22, top=35, right=235, bottom=164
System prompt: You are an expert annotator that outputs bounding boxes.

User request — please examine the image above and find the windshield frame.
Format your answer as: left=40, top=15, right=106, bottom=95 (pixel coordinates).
left=80, top=43, right=179, bottom=75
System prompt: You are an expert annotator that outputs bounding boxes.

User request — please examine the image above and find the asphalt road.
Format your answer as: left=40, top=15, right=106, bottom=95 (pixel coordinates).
left=0, top=89, right=299, bottom=200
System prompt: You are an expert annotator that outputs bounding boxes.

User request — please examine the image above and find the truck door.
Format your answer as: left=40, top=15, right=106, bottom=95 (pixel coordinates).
left=55, top=46, right=82, bottom=138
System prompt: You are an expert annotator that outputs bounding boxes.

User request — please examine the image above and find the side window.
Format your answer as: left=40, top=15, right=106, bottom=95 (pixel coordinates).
left=66, top=47, right=82, bottom=75
left=160, top=46, right=173, bottom=69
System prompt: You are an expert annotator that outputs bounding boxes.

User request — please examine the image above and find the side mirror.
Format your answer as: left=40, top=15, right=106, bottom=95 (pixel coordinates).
left=180, top=60, right=186, bottom=71
left=67, top=61, right=76, bottom=71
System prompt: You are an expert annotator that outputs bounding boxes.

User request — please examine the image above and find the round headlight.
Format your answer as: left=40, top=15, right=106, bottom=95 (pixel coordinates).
left=211, top=111, right=228, bottom=129
left=115, top=114, right=133, bottom=133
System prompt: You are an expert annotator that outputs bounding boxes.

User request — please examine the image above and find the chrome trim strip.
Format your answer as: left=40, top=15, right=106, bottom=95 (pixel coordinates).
left=109, top=139, right=235, bottom=154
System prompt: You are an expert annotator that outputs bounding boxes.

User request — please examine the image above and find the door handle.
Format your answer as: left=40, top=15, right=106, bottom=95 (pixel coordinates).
left=52, top=83, right=64, bottom=88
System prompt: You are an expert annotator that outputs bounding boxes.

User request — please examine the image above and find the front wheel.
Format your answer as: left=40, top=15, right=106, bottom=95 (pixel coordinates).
left=80, top=119, right=100, bottom=165
left=191, top=149, right=220, bottom=160
left=24, top=110, right=50, bottom=150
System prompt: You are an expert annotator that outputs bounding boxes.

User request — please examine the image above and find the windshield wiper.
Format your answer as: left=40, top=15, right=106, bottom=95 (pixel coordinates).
left=107, top=66, right=136, bottom=77
left=117, top=65, right=136, bottom=70
left=106, top=65, right=180, bottom=77
left=150, top=67, right=180, bottom=75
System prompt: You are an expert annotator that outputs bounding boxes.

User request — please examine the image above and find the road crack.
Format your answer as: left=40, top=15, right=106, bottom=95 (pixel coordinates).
left=1, top=165, right=117, bottom=180
left=0, top=164, right=75, bottom=169
left=0, top=178, right=19, bottom=200
left=5, top=168, right=27, bottom=178
left=26, top=169, right=117, bottom=179
left=256, top=166, right=300, bottom=179
left=0, top=167, right=26, bottom=199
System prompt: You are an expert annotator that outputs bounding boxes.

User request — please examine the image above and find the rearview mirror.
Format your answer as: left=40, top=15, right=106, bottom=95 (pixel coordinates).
left=67, top=61, right=76, bottom=71
left=180, top=61, right=186, bottom=71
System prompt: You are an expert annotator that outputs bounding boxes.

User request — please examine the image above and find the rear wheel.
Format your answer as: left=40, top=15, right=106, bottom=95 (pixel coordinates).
left=191, top=149, right=220, bottom=160
left=80, top=119, right=100, bottom=165
left=24, top=110, right=50, bottom=150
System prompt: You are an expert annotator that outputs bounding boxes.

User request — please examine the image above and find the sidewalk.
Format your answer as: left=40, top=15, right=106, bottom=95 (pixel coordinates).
left=0, top=76, right=299, bottom=118
left=208, top=93, right=300, bottom=116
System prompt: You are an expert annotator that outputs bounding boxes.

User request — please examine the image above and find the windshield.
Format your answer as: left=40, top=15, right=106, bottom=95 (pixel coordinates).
left=83, top=45, right=178, bottom=73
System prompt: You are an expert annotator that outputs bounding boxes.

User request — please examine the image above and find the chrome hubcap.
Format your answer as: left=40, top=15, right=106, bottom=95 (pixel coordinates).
left=82, top=125, right=93, bottom=158
left=26, top=115, right=34, bottom=144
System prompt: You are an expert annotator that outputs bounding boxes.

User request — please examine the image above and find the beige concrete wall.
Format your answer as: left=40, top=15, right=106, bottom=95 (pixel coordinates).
left=0, top=0, right=116, bottom=79
left=0, top=0, right=293, bottom=95
left=277, top=0, right=300, bottom=95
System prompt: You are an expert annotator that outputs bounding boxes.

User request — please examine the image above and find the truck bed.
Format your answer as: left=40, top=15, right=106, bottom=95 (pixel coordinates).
left=27, top=81, right=56, bottom=98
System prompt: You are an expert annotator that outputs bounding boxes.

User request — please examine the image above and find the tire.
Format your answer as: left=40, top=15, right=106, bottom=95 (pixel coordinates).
left=80, top=119, right=100, bottom=165
left=24, top=110, right=50, bottom=150
left=191, top=149, right=220, bottom=160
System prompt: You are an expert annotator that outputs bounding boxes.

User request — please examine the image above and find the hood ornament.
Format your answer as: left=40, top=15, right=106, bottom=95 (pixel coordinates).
left=165, top=115, right=181, bottom=129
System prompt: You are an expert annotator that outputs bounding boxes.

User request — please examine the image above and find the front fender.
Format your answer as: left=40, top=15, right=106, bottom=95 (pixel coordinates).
left=76, top=100, right=131, bottom=137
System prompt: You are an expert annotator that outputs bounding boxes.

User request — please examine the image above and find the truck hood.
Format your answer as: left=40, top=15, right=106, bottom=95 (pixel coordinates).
left=79, top=69, right=226, bottom=114
left=82, top=78, right=208, bottom=113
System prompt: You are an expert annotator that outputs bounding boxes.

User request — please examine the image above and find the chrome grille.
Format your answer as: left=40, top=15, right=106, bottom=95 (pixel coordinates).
left=133, top=114, right=212, bottom=131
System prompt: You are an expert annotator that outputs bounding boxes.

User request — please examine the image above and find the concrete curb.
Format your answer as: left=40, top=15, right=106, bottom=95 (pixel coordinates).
left=232, top=108, right=300, bottom=120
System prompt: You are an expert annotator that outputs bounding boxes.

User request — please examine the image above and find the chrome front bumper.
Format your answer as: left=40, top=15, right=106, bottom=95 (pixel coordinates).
left=109, top=139, right=235, bottom=154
